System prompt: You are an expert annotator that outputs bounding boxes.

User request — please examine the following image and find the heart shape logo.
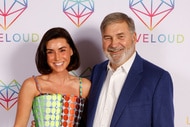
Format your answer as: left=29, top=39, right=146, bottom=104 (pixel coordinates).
left=0, top=80, right=21, bottom=110
left=0, top=0, right=28, bottom=30
left=63, top=0, right=94, bottom=27
left=129, top=0, right=175, bottom=30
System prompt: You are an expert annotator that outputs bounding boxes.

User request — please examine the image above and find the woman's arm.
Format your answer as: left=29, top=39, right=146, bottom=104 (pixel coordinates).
left=14, top=77, right=37, bottom=127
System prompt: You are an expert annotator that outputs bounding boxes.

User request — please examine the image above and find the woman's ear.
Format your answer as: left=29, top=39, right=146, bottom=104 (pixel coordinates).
left=70, top=49, right=73, bottom=56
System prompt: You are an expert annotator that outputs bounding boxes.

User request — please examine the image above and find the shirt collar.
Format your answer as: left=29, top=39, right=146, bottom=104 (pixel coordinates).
left=107, top=52, right=136, bottom=73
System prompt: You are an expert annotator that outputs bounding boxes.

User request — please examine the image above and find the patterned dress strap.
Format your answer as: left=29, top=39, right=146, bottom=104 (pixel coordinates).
left=32, top=75, right=42, bottom=94
left=79, top=77, right=83, bottom=97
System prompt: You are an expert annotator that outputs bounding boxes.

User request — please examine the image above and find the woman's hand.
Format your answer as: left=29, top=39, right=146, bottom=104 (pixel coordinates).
left=31, top=120, right=35, bottom=127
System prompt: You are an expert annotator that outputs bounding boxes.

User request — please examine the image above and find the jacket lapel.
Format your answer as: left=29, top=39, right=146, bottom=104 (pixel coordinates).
left=87, top=61, right=108, bottom=126
left=110, top=53, right=143, bottom=127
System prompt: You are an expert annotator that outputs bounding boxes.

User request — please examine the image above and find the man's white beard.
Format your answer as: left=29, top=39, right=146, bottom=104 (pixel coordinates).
left=105, top=45, right=135, bottom=67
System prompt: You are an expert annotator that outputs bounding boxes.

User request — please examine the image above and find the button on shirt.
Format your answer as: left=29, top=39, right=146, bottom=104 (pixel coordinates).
left=93, top=52, right=136, bottom=127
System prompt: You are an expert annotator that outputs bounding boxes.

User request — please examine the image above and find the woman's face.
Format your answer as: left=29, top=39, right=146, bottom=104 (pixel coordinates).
left=46, top=38, right=73, bottom=73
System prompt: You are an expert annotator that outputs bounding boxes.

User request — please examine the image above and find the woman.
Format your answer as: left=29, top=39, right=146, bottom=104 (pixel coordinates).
left=14, top=27, right=91, bottom=127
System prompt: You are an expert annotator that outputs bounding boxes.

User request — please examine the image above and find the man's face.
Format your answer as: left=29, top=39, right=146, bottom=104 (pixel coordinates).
left=102, top=21, right=137, bottom=69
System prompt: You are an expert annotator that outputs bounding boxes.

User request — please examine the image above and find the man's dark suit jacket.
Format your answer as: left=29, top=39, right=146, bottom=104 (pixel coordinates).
left=83, top=52, right=174, bottom=127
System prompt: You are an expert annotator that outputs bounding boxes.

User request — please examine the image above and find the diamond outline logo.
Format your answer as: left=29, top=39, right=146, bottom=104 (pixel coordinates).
left=63, top=0, right=94, bottom=27
left=0, top=0, right=28, bottom=30
left=0, top=80, right=21, bottom=111
left=129, top=0, right=175, bottom=31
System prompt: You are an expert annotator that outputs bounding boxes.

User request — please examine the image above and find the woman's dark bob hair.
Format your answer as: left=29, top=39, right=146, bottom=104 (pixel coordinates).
left=35, top=27, right=80, bottom=74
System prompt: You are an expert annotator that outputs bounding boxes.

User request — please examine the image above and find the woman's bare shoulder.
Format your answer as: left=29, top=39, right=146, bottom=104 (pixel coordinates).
left=80, top=77, right=91, bottom=98
left=22, top=76, right=35, bottom=86
left=20, top=76, right=39, bottom=94
left=81, top=78, right=91, bottom=86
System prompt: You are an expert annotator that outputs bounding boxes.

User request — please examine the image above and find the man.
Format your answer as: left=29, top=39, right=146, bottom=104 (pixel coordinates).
left=85, top=12, right=174, bottom=127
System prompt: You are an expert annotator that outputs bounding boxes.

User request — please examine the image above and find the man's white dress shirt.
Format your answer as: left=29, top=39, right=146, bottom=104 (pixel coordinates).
left=93, top=52, right=136, bottom=127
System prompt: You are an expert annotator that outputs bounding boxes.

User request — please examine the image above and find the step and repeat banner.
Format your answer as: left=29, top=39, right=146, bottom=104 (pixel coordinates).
left=0, top=0, right=189, bottom=126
